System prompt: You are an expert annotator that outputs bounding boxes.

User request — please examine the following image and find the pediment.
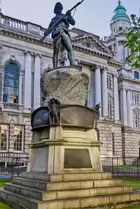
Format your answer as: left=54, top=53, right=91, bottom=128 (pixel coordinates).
left=72, top=35, right=112, bottom=56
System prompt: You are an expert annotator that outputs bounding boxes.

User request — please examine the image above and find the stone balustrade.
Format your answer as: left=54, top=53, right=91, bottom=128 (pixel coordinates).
left=0, top=12, right=49, bottom=38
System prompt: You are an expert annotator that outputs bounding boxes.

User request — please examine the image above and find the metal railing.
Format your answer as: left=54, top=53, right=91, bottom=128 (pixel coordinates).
left=0, top=152, right=29, bottom=179
left=1, top=155, right=140, bottom=179
left=102, top=157, right=140, bottom=178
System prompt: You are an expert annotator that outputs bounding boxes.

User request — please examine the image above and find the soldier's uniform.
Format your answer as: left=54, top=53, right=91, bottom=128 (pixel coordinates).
left=46, top=2, right=76, bottom=68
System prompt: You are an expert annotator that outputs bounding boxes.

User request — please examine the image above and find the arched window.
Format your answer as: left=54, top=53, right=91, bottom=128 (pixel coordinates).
left=3, top=63, right=20, bottom=104
left=134, top=71, right=139, bottom=79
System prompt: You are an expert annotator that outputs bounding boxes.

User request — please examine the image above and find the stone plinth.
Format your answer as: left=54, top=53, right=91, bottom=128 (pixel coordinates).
left=28, top=104, right=102, bottom=174
left=42, top=67, right=89, bottom=105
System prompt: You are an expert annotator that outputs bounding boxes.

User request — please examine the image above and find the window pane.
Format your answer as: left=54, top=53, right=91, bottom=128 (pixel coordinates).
left=3, top=63, right=20, bottom=104
left=134, top=114, right=140, bottom=128
left=108, top=102, right=112, bottom=119
left=134, top=71, right=139, bottom=79
left=14, top=126, right=24, bottom=151
left=107, top=76, right=111, bottom=89
left=0, top=125, right=8, bottom=151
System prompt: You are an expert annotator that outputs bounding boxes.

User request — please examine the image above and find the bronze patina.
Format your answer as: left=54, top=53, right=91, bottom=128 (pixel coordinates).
left=40, top=1, right=84, bottom=68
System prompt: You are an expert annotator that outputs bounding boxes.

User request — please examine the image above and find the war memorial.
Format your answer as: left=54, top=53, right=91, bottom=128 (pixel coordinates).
left=0, top=1, right=140, bottom=209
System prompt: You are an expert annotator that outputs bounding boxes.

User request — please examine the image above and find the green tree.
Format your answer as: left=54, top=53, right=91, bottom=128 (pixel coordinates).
left=125, top=14, right=140, bottom=69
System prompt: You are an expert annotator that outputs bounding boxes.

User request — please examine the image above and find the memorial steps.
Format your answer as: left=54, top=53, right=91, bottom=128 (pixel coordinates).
left=0, top=172, right=140, bottom=209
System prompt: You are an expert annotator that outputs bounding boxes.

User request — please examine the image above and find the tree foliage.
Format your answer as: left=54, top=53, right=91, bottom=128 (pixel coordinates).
left=125, top=14, right=140, bottom=69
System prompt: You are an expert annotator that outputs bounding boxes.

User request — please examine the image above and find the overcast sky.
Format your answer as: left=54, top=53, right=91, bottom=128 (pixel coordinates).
left=1, top=0, right=139, bottom=38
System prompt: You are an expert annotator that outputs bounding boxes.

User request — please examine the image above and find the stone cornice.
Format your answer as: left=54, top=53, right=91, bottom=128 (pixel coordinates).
left=0, top=29, right=113, bottom=60
left=119, top=75, right=140, bottom=85
left=108, top=60, right=122, bottom=68
left=28, top=140, right=103, bottom=148
left=0, top=29, right=53, bottom=48
left=118, top=87, right=132, bottom=91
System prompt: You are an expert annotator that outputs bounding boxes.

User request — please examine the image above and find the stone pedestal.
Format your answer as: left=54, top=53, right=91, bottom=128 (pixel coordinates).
left=28, top=105, right=102, bottom=174
left=1, top=67, right=140, bottom=209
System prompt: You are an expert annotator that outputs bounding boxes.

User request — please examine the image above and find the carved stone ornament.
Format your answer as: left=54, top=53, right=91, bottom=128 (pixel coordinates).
left=10, top=55, right=16, bottom=64
left=43, top=67, right=90, bottom=105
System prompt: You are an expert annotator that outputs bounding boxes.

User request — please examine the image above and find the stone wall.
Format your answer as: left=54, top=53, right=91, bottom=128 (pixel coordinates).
left=122, top=128, right=140, bottom=158
left=98, top=120, right=122, bottom=157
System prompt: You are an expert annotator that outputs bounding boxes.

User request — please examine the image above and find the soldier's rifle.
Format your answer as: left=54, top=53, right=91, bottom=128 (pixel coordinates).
left=40, top=0, right=84, bottom=43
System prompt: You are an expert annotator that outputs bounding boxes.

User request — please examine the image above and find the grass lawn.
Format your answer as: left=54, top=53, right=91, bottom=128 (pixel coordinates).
left=123, top=180, right=140, bottom=209
left=123, top=180, right=140, bottom=191
left=0, top=180, right=11, bottom=209
left=0, top=202, right=11, bottom=209
left=0, top=179, right=140, bottom=208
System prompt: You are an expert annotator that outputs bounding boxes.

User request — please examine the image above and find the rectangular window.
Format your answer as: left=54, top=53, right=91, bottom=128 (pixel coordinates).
left=107, top=76, right=112, bottom=89
left=108, top=102, right=112, bottom=119
left=135, top=115, right=139, bottom=128
left=14, top=126, right=24, bottom=152
left=134, top=71, right=139, bottom=79
left=133, top=93, right=139, bottom=104
left=0, top=125, right=8, bottom=151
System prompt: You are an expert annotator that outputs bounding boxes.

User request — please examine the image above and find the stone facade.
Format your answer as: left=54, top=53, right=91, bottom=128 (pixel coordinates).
left=104, top=1, right=140, bottom=158
left=0, top=2, right=139, bottom=159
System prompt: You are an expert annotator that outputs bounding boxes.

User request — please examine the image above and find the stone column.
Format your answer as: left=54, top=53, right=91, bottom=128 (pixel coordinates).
left=127, top=89, right=133, bottom=127
left=124, top=47, right=129, bottom=68
left=125, top=47, right=128, bottom=60
left=34, top=53, right=41, bottom=109
left=120, top=88, right=127, bottom=126
left=19, top=71, right=23, bottom=105
left=24, top=51, right=32, bottom=111
left=114, top=75, right=119, bottom=122
left=116, top=41, right=119, bottom=60
left=95, top=65, right=102, bottom=116
left=0, top=68, right=4, bottom=106
left=88, top=68, right=94, bottom=108
left=102, top=67, right=108, bottom=117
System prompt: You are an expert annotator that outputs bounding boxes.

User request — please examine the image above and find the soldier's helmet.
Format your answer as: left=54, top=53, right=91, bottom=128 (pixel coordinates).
left=54, top=2, right=63, bottom=14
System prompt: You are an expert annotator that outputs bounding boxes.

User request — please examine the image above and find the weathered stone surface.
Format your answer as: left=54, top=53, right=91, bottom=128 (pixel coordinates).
left=43, top=67, right=89, bottom=105
left=109, top=193, right=130, bottom=203
left=1, top=174, right=140, bottom=209
left=93, top=179, right=123, bottom=187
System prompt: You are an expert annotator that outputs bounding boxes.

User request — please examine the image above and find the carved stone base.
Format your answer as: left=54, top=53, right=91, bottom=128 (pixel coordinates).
left=42, top=67, right=89, bottom=105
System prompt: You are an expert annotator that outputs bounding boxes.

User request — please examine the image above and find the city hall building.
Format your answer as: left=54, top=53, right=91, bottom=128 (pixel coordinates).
left=0, top=2, right=139, bottom=158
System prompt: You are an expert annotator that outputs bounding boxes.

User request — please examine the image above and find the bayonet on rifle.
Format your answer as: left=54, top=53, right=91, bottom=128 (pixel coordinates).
left=40, top=0, right=84, bottom=43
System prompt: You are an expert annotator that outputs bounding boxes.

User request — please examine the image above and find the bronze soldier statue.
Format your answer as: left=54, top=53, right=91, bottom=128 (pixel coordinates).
left=40, top=1, right=84, bottom=68
left=47, top=2, right=75, bottom=68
